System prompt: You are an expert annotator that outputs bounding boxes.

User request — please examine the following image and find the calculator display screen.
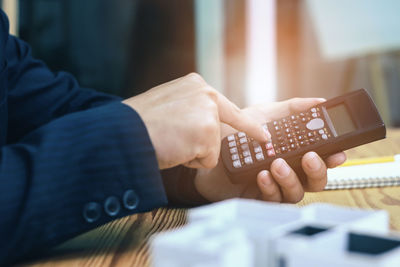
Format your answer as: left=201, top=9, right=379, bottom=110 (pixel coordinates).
left=326, top=104, right=357, bottom=136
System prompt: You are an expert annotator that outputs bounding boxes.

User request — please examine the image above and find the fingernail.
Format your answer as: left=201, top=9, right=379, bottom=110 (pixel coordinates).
left=317, top=98, right=326, bottom=102
left=276, top=158, right=290, bottom=177
left=260, top=171, right=271, bottom=186
left=262, top=125, right=271, bottom=140
left=306, top=152, right=321, bottom=170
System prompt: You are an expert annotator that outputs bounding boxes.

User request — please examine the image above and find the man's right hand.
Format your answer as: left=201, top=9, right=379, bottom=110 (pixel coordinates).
left=123, top=73, right=270, bottom=170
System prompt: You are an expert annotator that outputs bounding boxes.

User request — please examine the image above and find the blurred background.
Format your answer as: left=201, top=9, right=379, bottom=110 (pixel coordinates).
left=2, top=0, right=399, bottom=126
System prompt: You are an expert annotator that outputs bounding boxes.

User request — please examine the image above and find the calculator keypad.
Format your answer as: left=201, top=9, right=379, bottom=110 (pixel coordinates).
left=270, top=107, right=332, bottom=155
left=227, top=107, right=332, bottom=168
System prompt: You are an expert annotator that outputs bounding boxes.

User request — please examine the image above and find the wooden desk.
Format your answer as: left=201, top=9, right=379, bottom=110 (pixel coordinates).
left=20, top=129, right=400, bottom=267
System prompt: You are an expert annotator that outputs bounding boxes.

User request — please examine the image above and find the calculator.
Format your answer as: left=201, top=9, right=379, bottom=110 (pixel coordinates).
left=221, top=89, right=386, bottom=184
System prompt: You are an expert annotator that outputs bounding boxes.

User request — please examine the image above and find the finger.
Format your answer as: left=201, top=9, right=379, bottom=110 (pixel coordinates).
left=266, top=98, right=326, bottom=121
left=325, top=152, right=347, bottom=168
left=270, top=158, right=305, bottom=203
left=216, top=92, right=270, bottom=142
left=183, top=159, right=206, bottom=169
left=257, top=170, right=282, bottom=202
left=301, top=152, right=328, bottom=192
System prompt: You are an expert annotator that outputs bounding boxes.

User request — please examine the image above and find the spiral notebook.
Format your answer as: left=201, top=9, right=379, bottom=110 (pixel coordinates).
left=325, top=155, right=400, bottom=190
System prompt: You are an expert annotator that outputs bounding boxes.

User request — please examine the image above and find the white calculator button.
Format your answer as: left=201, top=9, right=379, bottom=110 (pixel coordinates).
left=231, top=153, right=239, bottom=161
left=229, top=141, right=236, bottom=148
left=312, top=112, right=318, bottom=118
left=241, top=144, right=249, bottom=151
left=322, top=134, right=328, bottom=140
left=239, top=137, right=248, bottom=144
left=243, top=150, right=251, bottom=157
left=306, top=118, right=324, bottom=130
left=233, top=160, right=242, bottom=168
left=265, top=142, right=273, bottom=150
left=311, top=108, right=317, bottom=113
left=238, top=132, right=246, bottom=138
left=244, top=156, right=253, bottom=165
left=319, top=129, right=325, bottom=135
left=227, top=134, right=235, bottom=141
left=255, top=152, right=264, bottom=161
left=230, top=147, right=238, bottom=154
left=254, top=146, right=262, bottom=153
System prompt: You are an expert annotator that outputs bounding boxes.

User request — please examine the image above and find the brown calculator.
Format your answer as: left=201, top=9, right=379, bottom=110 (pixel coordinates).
left=221, top=89, right=386, bottom=184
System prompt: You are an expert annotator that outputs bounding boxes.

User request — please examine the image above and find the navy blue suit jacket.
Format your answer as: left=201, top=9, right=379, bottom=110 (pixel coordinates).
left=0, top=10, right=171, bottom=265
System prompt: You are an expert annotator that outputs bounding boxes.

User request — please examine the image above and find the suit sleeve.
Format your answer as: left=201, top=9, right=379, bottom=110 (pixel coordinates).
left=0, top=101, right=168, bottom=265
left=5, top=32, right=122, bottom=143
left=0, top=11, right=167, bottom=265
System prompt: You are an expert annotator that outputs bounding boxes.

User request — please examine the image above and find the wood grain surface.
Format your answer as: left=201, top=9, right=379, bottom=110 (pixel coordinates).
left=18, top=129, right=400, bottom=267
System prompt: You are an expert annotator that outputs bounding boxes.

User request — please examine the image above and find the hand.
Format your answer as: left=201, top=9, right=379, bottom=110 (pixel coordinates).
left=123, top=73, right=270, bottom=169
left=194, top=98, right=347, bottom=203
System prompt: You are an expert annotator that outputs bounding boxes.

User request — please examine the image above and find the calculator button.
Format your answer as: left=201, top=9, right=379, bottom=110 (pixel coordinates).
left=287, top=133, right=292, bottom=138
left=244, top=156, right=253, bottom=165
left=241, top=144, right=249, bottom=151
left=290, top=115, right=296, bottom=120
left=319, top=129, right=325, bottom=135
left=277, top=136, right=284, bottom=142
left=274, top=125, right=280, bottom=131
left=300, top=112, right=305, bottom=117
left=239, top=137, right=248, bottom=144
left=273, top=121, right=278, bottom=126
left=282, top=118, right=287, bottom=123
left=230, top=147, right=238, bottom=154
left=238, top=132, right=246, bottom=138
left=285, top=128, right=290, bottom=133
left=227, top=135, right=235, bottom=141
left=307, top=132, right=314, bottom=138
left=294, top=125, right=300, bottom=130
left=284, top=123, right=289, bottom=128
left=290, top=143, right=296, bottom=149
left=231, top=154, right=239, bottom=161
left=322, top=134, right=328, bottom=140
left=292, top=120, right=298, bottom=125
left=265, top=142, right=273, bottom=150
left=301, top=117, right=307, bottom=123
left=309, top=138, right=316, bottom=144
left=312, top=112, right=318, bottom=118
left=281, top=146, right=288, bottom=153
left=311, top=108, right=317, bottom=113
left=255, top=152, right=264, bottom=161
left=267, top=149, right=276, bottom=157
left=252, top=141, right=260, bottom=147
left=254, top=146, right=262, bottom=153
left=297, top=135, right=304, bottom=140
left=229, top=141, right=236, bottom=147
left=299, top=141, right=306, bottom=146
left=243, top=150, right=251, bottom=157
left=233, top=160, right=242, bottom=168
left=289, top=138, right=294, bottom=143
left=306, top=118, right=324, bottom=130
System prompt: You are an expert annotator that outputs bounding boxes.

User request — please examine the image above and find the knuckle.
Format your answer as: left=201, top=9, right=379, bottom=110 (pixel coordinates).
left=186, top=72, right=206, bottom=84
left=199, top=115, right=218, bottom=134
left=203, top=87, right=219, bottom=102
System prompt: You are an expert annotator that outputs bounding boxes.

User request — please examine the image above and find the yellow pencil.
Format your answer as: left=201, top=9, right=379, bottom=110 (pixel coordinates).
left=339, top=154, right=400, bottom=167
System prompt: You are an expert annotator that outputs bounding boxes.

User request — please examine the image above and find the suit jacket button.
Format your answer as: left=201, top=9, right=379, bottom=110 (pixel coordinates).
left=83, top=202, right=101, bottom=223
left=123, top=189, right=139, bottom=210
left=104, top=196, right=121, bottom=216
